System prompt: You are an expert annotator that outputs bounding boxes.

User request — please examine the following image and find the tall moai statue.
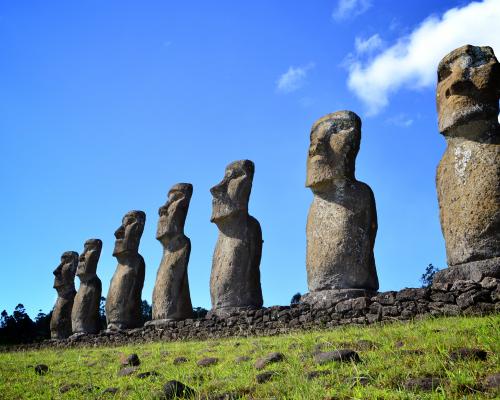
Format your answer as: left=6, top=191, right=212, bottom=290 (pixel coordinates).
left=434, top=45, right=500, bottom=284
left=209, top=160, right=263, bottom=317
left=71, top=239, right=102, bottom=334
left=106, top=211, right=146, bottom=330
left=303, top=111, right=378, bottom=304
left=150, top=184, right=194, bottom=323
left=50, top=251, right=78, bottom=339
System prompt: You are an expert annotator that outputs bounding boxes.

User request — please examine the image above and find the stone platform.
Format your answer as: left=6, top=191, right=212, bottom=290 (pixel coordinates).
left=3, top=277, right=499, bottom=352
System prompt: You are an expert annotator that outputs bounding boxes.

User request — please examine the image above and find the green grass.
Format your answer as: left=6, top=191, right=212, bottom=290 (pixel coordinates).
left=0, top=315, right=499, bottom=399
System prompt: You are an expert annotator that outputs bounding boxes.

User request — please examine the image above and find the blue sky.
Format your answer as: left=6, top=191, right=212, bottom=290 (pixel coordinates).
left=1, top=0, right=499, bottom=317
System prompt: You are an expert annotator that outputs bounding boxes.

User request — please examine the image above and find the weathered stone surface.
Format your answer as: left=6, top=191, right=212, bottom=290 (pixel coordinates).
left=209, top=160, right=263, bottom=317
left=483, top=373, right=500, bottom=391
left=106, top=211, right=146, bottom=330
left=403, top=377, right=442, bottom=392
left=313, top=349, right=360, bottom=364
left=137, top=371, right=160, bottom=379
left=173, top=356, right=188, bottom=365
left=435, top=45, right=500, bottom=282
left=162, top=380, right=196, bottom=399
left=306, top=370, right=331, bottom=380
left=301, top=289, right=374, bottom=309
left=71, top=239, right=102, bottom=334
left=151, top=184, right=193, bottom=322
left=449, top=348, right=488, bottom=361
left=7, top=278, right=500, bottom=351
left=50, top=251, right=78, bottom=339
left=434, top=258, right=500, bottom=284
left=305, top=111, right=378, bottom=293
left=197, top=357, right=218, bottom=367
left=117, top=366, right=137, bottom=376
left=120, top=353, right=140, bottom=366
left=254, top=352, right=284, bottom=370
left=256, top=371, right=276, bottom=384
left=34, top=364, right=49, bottom=375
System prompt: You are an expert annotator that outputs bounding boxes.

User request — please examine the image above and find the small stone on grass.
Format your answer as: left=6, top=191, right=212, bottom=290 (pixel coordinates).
left=313, top=349, right=360, bottom=364
left=197, top=357, right=219, bottom=367
left=162, top=380, right=196, bottom=399
left=449, top=348, right=487, bottom=361
left=34, top=364, right=48, bottom=375
left=256, top=371, right=276, bottom=384
left=254, top=352, right=284, bottom=370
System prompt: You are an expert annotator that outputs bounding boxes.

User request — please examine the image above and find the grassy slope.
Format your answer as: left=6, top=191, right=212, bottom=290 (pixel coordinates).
left=0, top=315, right=499, bottom=400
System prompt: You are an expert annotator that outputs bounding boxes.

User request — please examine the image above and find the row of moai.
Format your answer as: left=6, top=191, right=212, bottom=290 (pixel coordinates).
left=50, top=44, right=500, bottom=339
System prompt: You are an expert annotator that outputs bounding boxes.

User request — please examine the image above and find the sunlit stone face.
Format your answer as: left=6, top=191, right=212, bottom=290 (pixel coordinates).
left=113, top=211, right=146, bottom=256
left=156, top=183, right=193, bottom=243
left=306, top=111, right=361, bottom=191
left=210, top=160, right=254, bottom=223
left=76, top=239, right=102, bottom=280
left=437, top=45, right=500, bottom=135
left=53, top=251, right=78, bottom=294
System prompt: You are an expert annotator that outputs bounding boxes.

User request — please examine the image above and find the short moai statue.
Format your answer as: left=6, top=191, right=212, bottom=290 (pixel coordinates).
left=302, top=111, right=379, bottom=306
left=106, top=211, right=146, bottom=330
left=50, top=251, right=78, bottom=339
left=71, top=239, right=103, bottom=334
left=209, top=160, right=263, bottom=317
left=150, top=183, right=194, bottom=324
left=434, top=45, right=500, bottom=284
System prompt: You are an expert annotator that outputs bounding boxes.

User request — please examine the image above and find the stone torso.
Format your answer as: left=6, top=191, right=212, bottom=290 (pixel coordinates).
left=50, top=292, right=75, bottom=339
left=210, top=216, right=263, bottom=312
left=437, top=136, right=500, bottom=266
left=71, top=276, right=102, bottom=334
left=106, top=255, right=145, bottom=329
left=152, top=236, right=192, bottom=320
left=306, top=180, right=378, bottom=291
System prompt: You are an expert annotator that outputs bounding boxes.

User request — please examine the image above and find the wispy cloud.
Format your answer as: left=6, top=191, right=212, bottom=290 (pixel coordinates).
left=332, top=0, right=372, bottom=21
left=276, top=63, right=315, bottom=94
left=386, top=113, right=414, bottom=128
left=355, top=34, right=383, bottom=55
left=345, top=0, right=500, bottom=115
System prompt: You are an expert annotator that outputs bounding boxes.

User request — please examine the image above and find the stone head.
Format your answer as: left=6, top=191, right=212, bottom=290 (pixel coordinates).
left=156, top=183, right=193, bottom=242
left=113, top=210, right=146, bottom=257
left=306, top=110, right=361, bottom=191
left=76, top=239, right=102, bottom=281
left=210, top=160, right=254, bottom=223
left=53, top=251, right=78, bottom=295
left=437, top=45, right=499, bottom=136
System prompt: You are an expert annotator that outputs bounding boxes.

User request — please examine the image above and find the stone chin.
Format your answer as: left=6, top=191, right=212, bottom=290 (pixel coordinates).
left=438, top=101, right=497, bottom=135
left=156, top=226, right=178, bottom=241
left=112, top=240, right=131, bottom=257
left=306, top=163, right=334, bottom=192
left=210, top=202, right=242, bottom=223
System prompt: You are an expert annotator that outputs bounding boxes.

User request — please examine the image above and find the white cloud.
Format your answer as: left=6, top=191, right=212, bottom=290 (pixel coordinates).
left=386, top=113, right=414, bottom=128
left=276, top=63, right=315, bottom=93
left=355, top=34, right=383, bottom=54
left=333, top=0, right=372, bottom=21
left=346, top=0, right=500, bottom=115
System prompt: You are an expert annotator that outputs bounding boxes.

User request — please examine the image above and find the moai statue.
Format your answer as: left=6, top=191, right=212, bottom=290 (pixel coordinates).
left=209, top=160, right=263, bottom=317
left=149, top=183, right=194, bottom=324
left=434, top=45, right=500, bottom=284
left=71, top=239, right=102, bottom=335
left=302, top=111, right=378, bottom=306
left=106, top=211, right=146, bottom=330
left=50, top=251, right=78, bottom=339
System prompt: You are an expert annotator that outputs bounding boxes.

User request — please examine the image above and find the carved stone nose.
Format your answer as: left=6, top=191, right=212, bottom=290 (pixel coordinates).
left=210, top=181, right=226, bottom=196
left=114, top=225, right=125, bottom=239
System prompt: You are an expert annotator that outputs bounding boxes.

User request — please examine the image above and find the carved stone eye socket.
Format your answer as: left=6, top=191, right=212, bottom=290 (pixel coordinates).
left=438, top=66, right=452, bottom=82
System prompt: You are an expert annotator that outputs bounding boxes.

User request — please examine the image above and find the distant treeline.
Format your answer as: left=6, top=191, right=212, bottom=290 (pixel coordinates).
left=0, top=299, right=208, bottom=345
